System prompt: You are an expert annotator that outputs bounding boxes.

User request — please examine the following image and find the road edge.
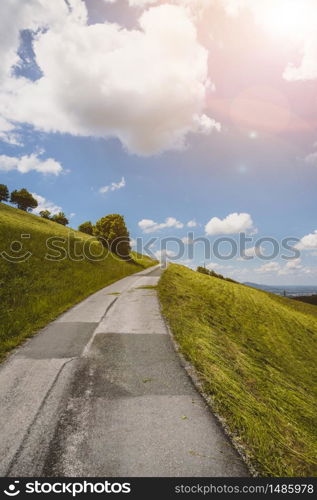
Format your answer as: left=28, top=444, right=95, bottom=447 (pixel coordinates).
left=156, top=276, right=258, bottom=477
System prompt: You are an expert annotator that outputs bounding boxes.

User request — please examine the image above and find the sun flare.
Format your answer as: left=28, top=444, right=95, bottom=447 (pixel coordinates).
left=257, top=0, right=315, bottom=40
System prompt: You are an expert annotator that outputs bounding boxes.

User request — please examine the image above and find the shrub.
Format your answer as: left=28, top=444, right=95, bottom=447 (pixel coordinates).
left=39, top=210, right=51, bottom=219
left=78, top=221, right=94, bottom=235
left=51, top=212, right=69, bottom=226
left=197, top=266, right=237, bottom=283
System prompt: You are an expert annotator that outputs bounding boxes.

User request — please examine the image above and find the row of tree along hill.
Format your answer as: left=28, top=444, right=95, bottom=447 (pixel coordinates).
left=0, top=184, right=69, bottom=225
left=0, top=184, right=131, bottom=260
left=197, top=266, right=237, bottom=284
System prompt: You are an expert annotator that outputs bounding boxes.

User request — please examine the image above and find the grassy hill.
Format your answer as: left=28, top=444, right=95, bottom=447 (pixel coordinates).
left=158, top=264, right=317, bottom=477
left=0, top=203, right=155, bottom=362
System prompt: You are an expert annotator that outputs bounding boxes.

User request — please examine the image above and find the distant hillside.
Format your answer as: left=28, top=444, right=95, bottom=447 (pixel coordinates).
left=0, top=203, right=156, bottom=361
left=159, top=264, right=317, bottom=477
left=244, top=281, right=317, bottom=297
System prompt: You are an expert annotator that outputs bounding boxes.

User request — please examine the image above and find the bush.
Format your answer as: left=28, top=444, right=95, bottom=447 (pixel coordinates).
left=196, top=266, right=237, bottom=283
left=95, top=214, right=131, bottom=259
left=78, top=221, right=94, bottom=235
left=39, top=210, right=51, bottom=219
left=51, top=212, right=69, bottom=226
left=197, top=266, right=211, bottom=276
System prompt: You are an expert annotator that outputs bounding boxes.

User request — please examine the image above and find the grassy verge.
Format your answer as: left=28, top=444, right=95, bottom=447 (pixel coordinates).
left=0, top=203, right=156, bottom=361
left=158, top=264, right=317, bottom=477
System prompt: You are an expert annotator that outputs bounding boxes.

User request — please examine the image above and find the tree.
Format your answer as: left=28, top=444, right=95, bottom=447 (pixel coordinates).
left=0, top=184, right=9, bottom=202
left=39, top=210, right=51, bottom=219
left=197, top=266, right=224, bottom=279
left=95, top=214, right=131, bottom=259
left=78, top=221, right=94, bottom=235
left=10, top=188, right=38, bottom=212
left=51, top=212, right=69, bottom=226
left=197, top=266, right=210, bottom=276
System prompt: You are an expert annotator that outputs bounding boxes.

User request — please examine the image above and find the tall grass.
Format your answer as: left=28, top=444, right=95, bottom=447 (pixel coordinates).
left=158, top=264, right=317, bottom=477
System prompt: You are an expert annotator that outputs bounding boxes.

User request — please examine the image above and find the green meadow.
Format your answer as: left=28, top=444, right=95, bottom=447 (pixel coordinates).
left=158, top=264, right=317, bottom=477
left=0, top=203, right=155, bottom=361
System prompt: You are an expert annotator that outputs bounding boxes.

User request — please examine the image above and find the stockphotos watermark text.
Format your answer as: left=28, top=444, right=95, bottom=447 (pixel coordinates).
left=0, top=232, right=301, bottom=265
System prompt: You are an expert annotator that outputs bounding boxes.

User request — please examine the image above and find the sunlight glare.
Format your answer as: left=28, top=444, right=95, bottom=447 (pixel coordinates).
left=258, top=0, right=315, bottom=40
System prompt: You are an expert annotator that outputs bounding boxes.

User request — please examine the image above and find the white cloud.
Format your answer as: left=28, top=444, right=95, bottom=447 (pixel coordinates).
left=206, top=262, right=234, bottom=271
left=305, top=151, right=317, bottom=166
left=187, top=219, right=197, bottom=227
left=295, top=230, right=317, bottom=251
left=255, top=258, right=313, bottom=276
left=181, top=236, right=194, bottom=245
left=283, top=33, right=317, bottom=81
left=0, top=152, right=63, bottom=175
left=205, top=212, right=255, bottom=236
left=255, top=262, right=281, bottom=274
left=101, top=0, right=317, bottom=84
left=104, top=0, right=158, bottom=5
left=0, top=117, right=22, bottom=146
left=278, top=258, right=303, bottom=275
left=0, top=1, right=219, bottom=156
left=155, top=249, right=177, bottom=261
left=99, top=177, right=126, bottom=194
left=0, top=0, right=79, bottom=84
left=32, top=193, right=62, bottom=215
left=193, top=114, right=221, bottom=134
left=239, top=245, right=264, bottom=259
left=128, top=0, right=157, bottom=5
left=139, top=217, right=184, bottom=233
left=105, top=0, right=213, bottom=10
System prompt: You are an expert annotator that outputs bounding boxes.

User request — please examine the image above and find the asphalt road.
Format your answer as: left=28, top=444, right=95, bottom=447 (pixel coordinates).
left=0, top=265, right=248, bottom=477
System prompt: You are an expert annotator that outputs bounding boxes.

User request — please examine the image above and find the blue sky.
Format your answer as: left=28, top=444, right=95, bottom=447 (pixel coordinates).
left=1, top=0, right=317, bottom=284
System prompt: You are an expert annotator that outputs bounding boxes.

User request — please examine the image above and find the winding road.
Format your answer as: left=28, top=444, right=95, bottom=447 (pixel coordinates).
left=0, top=265, right=248, bottom=477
